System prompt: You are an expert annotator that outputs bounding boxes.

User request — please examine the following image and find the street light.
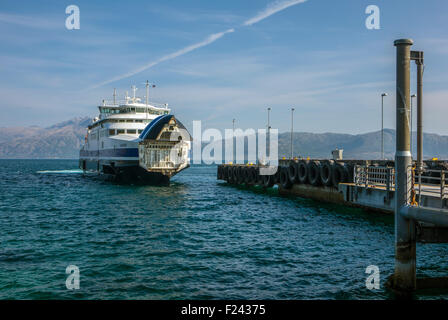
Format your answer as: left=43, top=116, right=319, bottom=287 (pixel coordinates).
left=290, top=107, right=295, bottom=159
left=381, top=93, right=388, bottom=160
left=411, top=94, right=417, bottom=157
left=267, top=107, right=271, bottom=158
left=232, top=118, right=236, bottom=163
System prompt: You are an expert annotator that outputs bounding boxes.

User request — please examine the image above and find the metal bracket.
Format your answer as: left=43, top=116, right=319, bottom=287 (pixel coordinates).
left=411, top=50, right=424, bottom=65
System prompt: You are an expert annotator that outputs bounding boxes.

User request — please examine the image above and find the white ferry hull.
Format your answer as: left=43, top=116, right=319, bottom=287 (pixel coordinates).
left=79, top=114, right=191, bottom=185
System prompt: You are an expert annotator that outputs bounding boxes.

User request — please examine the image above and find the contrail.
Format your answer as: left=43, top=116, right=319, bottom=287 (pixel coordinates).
left=90, top=28, right=234, bottom=89
left=90, top=0, right=308, bottom=89
left=244, top=0, right=308, bottom=26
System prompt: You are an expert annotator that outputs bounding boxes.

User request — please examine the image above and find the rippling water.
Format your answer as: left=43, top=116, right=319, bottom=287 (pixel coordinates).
left=0, top=159, right=447, bottom=299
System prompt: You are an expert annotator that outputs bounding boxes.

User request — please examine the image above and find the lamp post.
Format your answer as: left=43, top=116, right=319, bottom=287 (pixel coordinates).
left=290, top=107, right=295, bottom=159
left=267, top=107, right=271, bottom=158
left=232, top=118, right=236, bottom=164
left=381, top=93, right=388, bottom=160
left=411, top=94, right=417, bottom=157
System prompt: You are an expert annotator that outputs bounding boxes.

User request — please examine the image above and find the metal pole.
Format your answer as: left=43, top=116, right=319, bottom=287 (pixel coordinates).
left=411, top=94, right=416, bottom=157
left=290, top=108, right=295, bottom=159
left=393, top=38, right=416, bottom=292
left=417, top=61, right=424, bottom=171
left=232, top=118, right=235, bottom=164
left=382, top=95, right=384, bottom=160
left=267, top=107, right=271, bottom=159
left=381, top=93, right=387, bottom=160
left=145, top=80, right=149, bottom=106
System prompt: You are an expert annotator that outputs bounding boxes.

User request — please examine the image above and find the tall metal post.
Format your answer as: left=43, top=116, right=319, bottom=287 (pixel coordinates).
left=232, top=118, right=236, bottom=164
left=381, top=93, right=387, bottom=160
left=393, top=39, right=416, bottom=292
left=416, top=58, right=424, bottom=171
left=267, top=107, right=271, bottom=159
left=290, top=108, right=295, bottom=159
left=145, top=80, right=149, bottom=106
left=410, top=94, right=416, bottom=157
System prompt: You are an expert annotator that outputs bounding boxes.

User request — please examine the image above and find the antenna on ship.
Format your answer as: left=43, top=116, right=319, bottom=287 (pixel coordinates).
left=143, top=80, right=156, bottom=106
left=131, top=85, right=137, bottom=103
left=125, top=91, right=129, bottom=104
left=113, top=88, right=116, bottom=105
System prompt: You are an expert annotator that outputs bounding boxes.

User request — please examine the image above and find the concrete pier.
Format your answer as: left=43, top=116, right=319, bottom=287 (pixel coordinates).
left=217, top=159, right=448, bottom=214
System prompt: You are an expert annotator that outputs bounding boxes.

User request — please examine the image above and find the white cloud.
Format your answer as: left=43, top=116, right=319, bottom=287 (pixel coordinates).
left=0, top=12, right=58, bottom=29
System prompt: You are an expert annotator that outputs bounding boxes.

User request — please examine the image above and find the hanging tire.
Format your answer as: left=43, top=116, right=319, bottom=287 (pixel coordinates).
left=244, top=167, right=252, bottom=184
left=298, top=160, right=309, bottom=184
left=288, top=161, right=299, bottom=184
left=308, top=161, right=321, bottom=186
left=332, top=162, right=348, bottom=188
left=217, top=166, right=222, bottom=180
left=226, top=166, right=233, bottom=183
left=241, top=167, right=248, bottom=183
left=273, top=167, right=280, bottom=184
left=280, top=167, right=293, bottom=189
left=237, top=166, right=245, bottom=184
left=320, top=160, right=334, bottom=186
left=262, top=174, right=274, bottom=188
left=248, top=167, right=257, bottom=184
left=232, top=166, right=239, bottom=183
left=256, top=168, right=263, bottom=185
left=222, top=166, right=227, bottom=180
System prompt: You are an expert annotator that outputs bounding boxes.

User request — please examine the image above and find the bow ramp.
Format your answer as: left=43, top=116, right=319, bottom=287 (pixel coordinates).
left=138, top=115, right=191, bottom=178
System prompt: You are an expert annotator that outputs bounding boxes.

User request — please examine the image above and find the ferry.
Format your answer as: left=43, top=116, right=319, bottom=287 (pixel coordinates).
left=79, top=83, right=191, bottom=185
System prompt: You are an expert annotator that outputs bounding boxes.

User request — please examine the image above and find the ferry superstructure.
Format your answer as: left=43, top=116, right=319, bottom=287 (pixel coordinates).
left=79, top=85, right=191, bottom=185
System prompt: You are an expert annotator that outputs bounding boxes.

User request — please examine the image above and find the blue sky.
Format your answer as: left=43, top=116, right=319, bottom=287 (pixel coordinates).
left=1, top=0, right=448, bottom=134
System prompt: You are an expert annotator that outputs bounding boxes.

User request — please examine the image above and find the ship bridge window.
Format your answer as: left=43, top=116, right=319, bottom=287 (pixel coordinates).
left=117, top=129, right=125, bottom=134
left=138, top=129, right=143, bottom=134
left=127, top=129, right=136, bottom=134
left=109, top=129, right=116, bottom=136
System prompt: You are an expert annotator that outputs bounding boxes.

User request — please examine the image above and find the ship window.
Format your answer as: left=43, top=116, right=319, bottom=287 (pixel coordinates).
left=127, top=129, right=137, bottom=134
left=117, top=129, right=125, bottom=134
left=138, top=129, right=143, bottom=134
left=109, top=129, right=115, bottom=136
left=135, top=120, right=143, bottom=123
left=126, top=119, right=133, bottom=123
left=119, top=120, right=125, bottom=122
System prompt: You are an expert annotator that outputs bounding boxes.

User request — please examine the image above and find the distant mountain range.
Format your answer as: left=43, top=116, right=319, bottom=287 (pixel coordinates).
left=0, top=117, right=447, bottom=159
left=0, top=117, right=91, bottom=159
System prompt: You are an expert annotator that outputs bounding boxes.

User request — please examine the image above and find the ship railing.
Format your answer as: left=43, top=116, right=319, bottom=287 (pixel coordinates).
left=102, top=99, right=168, bottom=109
left=145, top=159, right=186, bottom=169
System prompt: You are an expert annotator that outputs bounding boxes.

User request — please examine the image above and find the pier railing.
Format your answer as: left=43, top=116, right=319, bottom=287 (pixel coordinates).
left=413, top=167, right=448, bottom=208
left=354, top=164, right=448, bottom=207
left=354, top=165, right=395, bottom=191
